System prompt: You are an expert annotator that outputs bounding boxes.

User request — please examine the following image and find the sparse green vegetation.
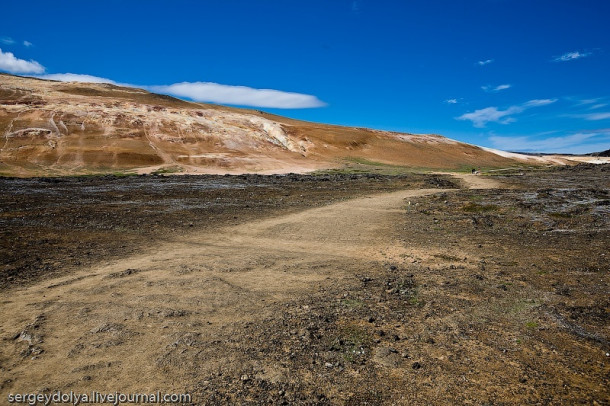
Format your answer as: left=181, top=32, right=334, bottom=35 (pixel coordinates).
left=341, top=298, right=365, bottom=308
left=330, top=324, right=371, bottom=363
left=152, top=166, right=184, bottom=175
left=405, top=288, right=423, bottom=306
left=111, top=171, right=138, bottom=177
left=462, top=202, right=499, bottom=212
left=314, top=158, right=416, bottom=176
left=346, top=157, right=394, bottom=167
left=509, top=299, right=539, bottom=315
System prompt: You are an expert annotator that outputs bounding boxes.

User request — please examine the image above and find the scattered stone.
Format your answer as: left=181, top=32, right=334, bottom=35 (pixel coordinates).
left=373, top=347, right=402, bottom=368
left=106, top=268, right=140, bottom=278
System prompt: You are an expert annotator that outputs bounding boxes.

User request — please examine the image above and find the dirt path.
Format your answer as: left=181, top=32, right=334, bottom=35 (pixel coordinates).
left=0, top=179, right=473, bottom=397
left=435, top=172, right=508, bottom=189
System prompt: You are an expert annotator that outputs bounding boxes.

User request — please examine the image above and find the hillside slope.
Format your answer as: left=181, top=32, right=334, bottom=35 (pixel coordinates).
left=0, top=74, right=548, bottom=176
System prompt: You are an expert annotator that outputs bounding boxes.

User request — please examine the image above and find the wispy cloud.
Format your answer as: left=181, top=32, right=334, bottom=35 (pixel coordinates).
left=0, top=36, right=33, bottom=47
left=576, top=98, right=601, bottom=105
left=553, top=51, right=591, bottom=62
left=482, top=84, right=511, bottom=92
left=150, top=82, right=326, bottom=109
left=38, top=73, right=117, bottom=84
left=477, top=59, right=493, bottom=66
left=445, top=99, right=458, bottom=104
left=583, top=112, right=610, bottom=121
left=576, top=98, right=608, bottom=110
left=522, top=99, right=556, bottom=107
left=489, top=129, right=610, bottom=154
left=35, top=73, right=326, bottom=109
left=351, top=0, right=363, bottom=13
left=0, top=48, right=45, bottom=74
left=457, top=99, right=557, bottom=128
left=565, top=97, right=609, bottom=111
left=457, top=106, right=521, bottom=128
left=565, top=108, right=610, bottom=121
left=0, top=37, right=15, bottom=45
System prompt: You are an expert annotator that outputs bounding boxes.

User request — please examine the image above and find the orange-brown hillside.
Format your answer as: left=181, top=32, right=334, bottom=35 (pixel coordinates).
left=1, top=73, right=534, bottom=176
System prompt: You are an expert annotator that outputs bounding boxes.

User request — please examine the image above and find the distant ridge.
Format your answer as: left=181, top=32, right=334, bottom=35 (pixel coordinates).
left=508, top=150, right=610, bottom=157
left=588, top=149, right=610, bottom=157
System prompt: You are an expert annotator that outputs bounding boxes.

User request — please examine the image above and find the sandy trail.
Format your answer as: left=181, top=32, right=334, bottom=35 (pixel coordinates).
left=435, top=172, right=507, bottom=190
left=0, top=177, right=481, bottom=396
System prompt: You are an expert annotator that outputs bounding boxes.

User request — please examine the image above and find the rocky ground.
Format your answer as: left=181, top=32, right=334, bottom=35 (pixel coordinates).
left=191, top=165, right=610, bottom=405
left=0, top=165, right=608, bottom=405
left=0, top=172, right=451, bottom=290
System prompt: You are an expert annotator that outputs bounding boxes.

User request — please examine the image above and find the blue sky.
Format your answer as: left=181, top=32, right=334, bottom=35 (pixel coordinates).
left=1, top=0, right=609, bottom=153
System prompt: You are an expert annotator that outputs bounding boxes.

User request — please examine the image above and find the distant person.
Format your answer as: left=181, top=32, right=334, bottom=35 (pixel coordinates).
left=471, top=168, right=476, bottom=174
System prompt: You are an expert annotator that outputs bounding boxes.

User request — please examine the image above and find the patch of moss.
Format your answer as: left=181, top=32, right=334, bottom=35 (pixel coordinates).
left=341, top=298, right=365, bottom=308
left=462, top=202, right=499, bottom=213
left=330, top=324, right=371, bottom=363
left=152, top=166, right=183, bottom=175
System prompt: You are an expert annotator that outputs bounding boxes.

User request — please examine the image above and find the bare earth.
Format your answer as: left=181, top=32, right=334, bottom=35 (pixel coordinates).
left=1, top=167, right=608, bottom=404
left=5, top=73, right=607, bottom=178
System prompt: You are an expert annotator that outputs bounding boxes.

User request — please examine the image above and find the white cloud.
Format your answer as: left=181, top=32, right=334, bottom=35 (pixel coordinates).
left=566, top=97, right=610, bottom=110
left=34, top=73, right=326, bottom=109
left=482, top=84, right=511, bottom=92
left=0, top=48, right=45, bottom=74
left=23, top=40, right=33, bottom=47
left=37, top=73, right=117, bottom=84
left=489, top=130, right=610, bottom=154
left=150, top=82, right=326, bottom=109
left=0, top=37, right=15, bottom=45
left=576, top=98, right=600, bottom=105
left=477, top=59, right=493, bottom=66
left=457, top=99, right=557, bottom=128
left=457, top=106, right=520, bottom=128
left=553, top=51, right=591, bottom=62
left=445, top=99, right=458, bottom=104
left=566, top=97, right=609, bottom=110
left=583, top=112, right=610, bottom=120
left=522, top=98, right=557, bottom=107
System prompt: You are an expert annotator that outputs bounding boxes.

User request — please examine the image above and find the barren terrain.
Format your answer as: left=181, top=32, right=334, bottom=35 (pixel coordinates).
left=1, top=165, right=608, bottom=404
left=5, top=73, right=608, bottom=178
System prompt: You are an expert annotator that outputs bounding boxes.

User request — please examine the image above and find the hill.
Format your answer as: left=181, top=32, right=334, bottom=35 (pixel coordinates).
left=0, top=74, right=587, bottom=176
